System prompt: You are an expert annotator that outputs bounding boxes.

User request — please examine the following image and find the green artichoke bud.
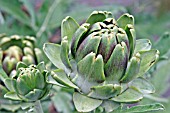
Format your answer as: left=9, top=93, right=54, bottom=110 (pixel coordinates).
left=44, top=11, right=159, bottom=112
left=0, top=34, right=43, bottom=76
left=3, top=62, right=51, bottom=102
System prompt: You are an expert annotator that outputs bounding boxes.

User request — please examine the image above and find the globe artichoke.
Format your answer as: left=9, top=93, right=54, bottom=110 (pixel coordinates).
left=3, top=62, right=51, bottom=102
left=43, top=11, right=159, bottom=112
left=0, top=34, right=43, bottom=76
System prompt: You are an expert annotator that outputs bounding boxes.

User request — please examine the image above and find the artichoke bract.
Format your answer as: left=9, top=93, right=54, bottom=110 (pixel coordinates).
left=44, top=11, right=159, bottom=112
left=3, top=62, right=51, bottom=102
left=0, top=34, right=43, bottom=76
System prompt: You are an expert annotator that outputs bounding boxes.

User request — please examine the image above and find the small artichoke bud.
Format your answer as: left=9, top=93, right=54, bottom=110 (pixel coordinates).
left=0, top=34, right=44, bottom=76
left=4, top=62, right=52, bottom=102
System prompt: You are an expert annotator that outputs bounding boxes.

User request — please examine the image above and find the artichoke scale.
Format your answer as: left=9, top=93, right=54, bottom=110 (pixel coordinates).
left=61, top=16, right=79, bottom=45
left=86, top=11, right=107, bottom=26
left=104, top=42, right=128, bottom=83
left=120, top=53, right=141, bottom=83
left=71, top=23, right=90, bottom=57
left=75, top=53, right=105, bottom=93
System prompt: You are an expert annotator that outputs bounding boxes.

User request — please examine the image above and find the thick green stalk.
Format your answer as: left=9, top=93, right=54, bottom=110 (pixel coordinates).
left=34, top=100, right=44, bottom=113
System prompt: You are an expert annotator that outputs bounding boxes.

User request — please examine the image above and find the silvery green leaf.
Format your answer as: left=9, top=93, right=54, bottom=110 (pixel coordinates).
left=154, top=32, right=170, bottom=56
left=137, top=49, right=159, bottom=77
left=101, top=100, right=120, bottom=112
left=73, top=92, right=102, bottom=112
left=111, top=87, right=143, bottom=103
left=43, top=43, right=65, bottom=69
left=88, top=84, right=121, bottom=99
left=121, top=103, right=164, bottom=113
left=52, top=92, right=74, bottom=113
left=130, top=77, right=155, bottom=94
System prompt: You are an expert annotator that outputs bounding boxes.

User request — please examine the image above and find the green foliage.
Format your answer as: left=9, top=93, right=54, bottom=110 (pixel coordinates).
left=0, top=0, right=170, bottom=113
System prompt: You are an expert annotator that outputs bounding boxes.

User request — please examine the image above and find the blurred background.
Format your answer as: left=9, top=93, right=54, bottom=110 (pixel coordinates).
left=0, top=0, right=170, bottom=113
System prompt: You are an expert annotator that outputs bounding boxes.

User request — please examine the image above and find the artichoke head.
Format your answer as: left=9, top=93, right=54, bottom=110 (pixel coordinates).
left=3, top=62, right=51, bottom=102
left=0, top=35, right=43, bottom=76
left=44, top=11, right=159, bottom=112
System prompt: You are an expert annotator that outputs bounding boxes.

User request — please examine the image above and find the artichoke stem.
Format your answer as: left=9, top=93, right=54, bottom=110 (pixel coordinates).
left=34, top=100, right=44, bottom=113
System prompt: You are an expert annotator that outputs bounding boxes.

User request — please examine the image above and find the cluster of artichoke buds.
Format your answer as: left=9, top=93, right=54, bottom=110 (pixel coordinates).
left=44, top=11, right=159, bottom=112
left=3, top=62, right=52, bottom=102
left=0, top=34, right=43, bottom=76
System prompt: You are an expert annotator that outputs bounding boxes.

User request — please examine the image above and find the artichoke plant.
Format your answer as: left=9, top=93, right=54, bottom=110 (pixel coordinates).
left=0, top=34, right=43, bottom=77
left=44, top=11, right=160, bottom=112
left=3, top=62, right=51, bottom=102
